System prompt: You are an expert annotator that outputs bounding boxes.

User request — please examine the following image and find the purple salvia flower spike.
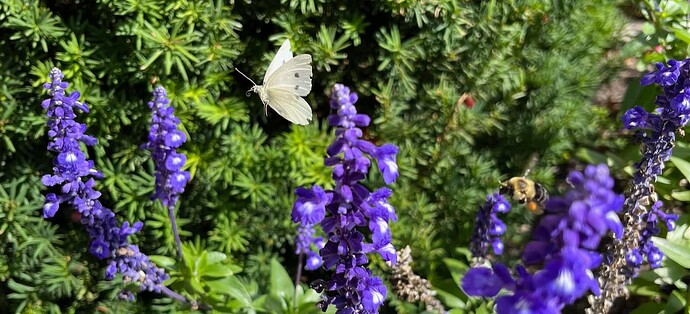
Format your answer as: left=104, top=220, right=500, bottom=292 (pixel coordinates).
left=142, top=86, right=190, bottom=260
left=41, top=68, right=169, bottom=300
left=142, top=87, right=190, bottom=208
left=291, top=84, right=400, bottom=313
left=469, top=193, right=511, bottom=259
left=592, top=60, right=686, bottom=313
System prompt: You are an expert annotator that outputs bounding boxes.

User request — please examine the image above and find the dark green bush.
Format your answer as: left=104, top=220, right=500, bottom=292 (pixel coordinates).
left=0, top=0, right=626, bottom=312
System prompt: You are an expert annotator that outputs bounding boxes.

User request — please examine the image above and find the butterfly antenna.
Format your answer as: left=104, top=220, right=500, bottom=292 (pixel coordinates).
left=235, top=68, right=257, bottom=86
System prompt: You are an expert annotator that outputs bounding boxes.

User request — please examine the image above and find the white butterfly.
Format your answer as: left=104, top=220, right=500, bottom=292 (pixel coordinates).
left=237, top=39, right=313, bottom=125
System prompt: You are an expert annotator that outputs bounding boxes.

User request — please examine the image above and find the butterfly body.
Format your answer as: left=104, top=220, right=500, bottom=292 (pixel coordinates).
left=241, top=40, right=313, bottom=125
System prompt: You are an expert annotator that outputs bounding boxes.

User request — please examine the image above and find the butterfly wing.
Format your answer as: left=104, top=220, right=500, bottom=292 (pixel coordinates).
left=258, top=40, right=313, bottom=125
left=266, top=88, right=313, bottom=125
left=264, top=54, right=313, bottom=96
left=264, top=39, right=294, bottom=82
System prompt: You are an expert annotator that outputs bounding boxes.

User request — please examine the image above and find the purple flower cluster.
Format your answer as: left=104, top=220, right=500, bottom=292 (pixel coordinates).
left=618, top=59, right=685, bottom=271
left=626, top=201, right=677, bottom=269
left=291, top=84, right=399, bottom=313
left=292, top=186, right=329, bottom=270
left=295, top=224, right=325, bottom=270
left=463, top=165, right=624, bottom=313
left=141, top=86, right=190, bottom=208
left=41, top=68, right=168, bottom=300
left=469, top=193, right=510, bottom=258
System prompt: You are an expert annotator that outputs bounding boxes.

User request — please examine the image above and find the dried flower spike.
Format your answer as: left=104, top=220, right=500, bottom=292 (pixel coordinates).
left=590, top=59, right=684, bottom=313
left=390, top=246, right=446, bottom=313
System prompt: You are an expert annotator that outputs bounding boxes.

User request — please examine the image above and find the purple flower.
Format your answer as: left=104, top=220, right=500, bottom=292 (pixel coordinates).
left=640, top=59, right=683, bottom=87
left=496, top=292, right=561, bottom=314
left=42, top=193, right=61, bottom=218
left=469, top=193, right=511, bottom=258
left=141, top=87, right=190, bottom=208
left=533, top=248, right=601, bottom=304
left=295, top=224, right=325, bottom=270
left=40, top=68, right=169, bottom=300
left=622, top=106, right=649, bottom=130
left=360, top=275, right=387, bottom=312
left=373, top=144, right=399, bottom=185
left=461, top=265, right=508, bottom=297
left=292, top=186, right=331, bottom=225
left=292, top=84, right=399, bottom=313
left=626, top=201, right=678, bottom=269
left=463, top=165, right=623, bottom=313
left=305, top=251, right=323, bottom=270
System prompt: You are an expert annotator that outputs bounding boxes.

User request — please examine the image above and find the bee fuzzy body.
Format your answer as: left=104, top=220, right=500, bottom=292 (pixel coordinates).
left=499, top=177, right=548, bottom=214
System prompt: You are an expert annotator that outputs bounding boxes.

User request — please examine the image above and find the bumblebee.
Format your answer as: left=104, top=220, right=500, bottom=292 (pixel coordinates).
left=498, top=153, right=549, bottom=214
left=499, top=177, right=549, bottom=214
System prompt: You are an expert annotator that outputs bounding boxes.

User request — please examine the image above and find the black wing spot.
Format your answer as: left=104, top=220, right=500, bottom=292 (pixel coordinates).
left=294, top=85, right=300, bottom=90
left=294, top=73, right=300, bottom=78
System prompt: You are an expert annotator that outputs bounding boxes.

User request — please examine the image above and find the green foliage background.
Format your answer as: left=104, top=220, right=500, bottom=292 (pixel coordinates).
left=0, top=0, right=628, bottom=312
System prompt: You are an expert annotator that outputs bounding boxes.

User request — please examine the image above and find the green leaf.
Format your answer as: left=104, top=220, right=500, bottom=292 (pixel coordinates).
left=665, top=215, right=690, bottom=242
left=628, top=280, right=662, bottom=297
left=252, top=294, right=268, bottom=310
left=195, top=98, right=249, bottom=126
left=631, top=302, right=664, bottom=314
left=190, top=277, right=206, bottom=294
left=435, top=288, right=466, bottom=309
left=672, top=142, right=690, bottom=159
left=575, top=148, right=612, bottom=165
left=443, top=258, right=469, bottom=286
left=620, top=81, right=658, bottom=115
left=295, top=284, right=322, bottom=306
left=202, top=263, right=236, bottom=278
left=476, top=303, right=492, bottom=314
left=670, top=156, right=690, bottom=181
left=651, top=237, right=690, bottom=268
left=651, top=259, right=689, bottom=287
left=269, top=258, right=294, bottom=301
left=261, top=293, right=287, bottom=313
left=642, top=22, right=656, bottom=35
left=666, top=290, right=686, bottom=313
left=672, top=27, right=690, bottom=44
left=671, top=190, right=690, bottom=201
left=149, top=255, right=177, bottom=268
left=7, top=279, right=35, bottom=293
left=207, top=251, right=228, bottom=264
left=3, top=136, right=16, bottom=153
left=141, top=49, right=164, bottom=70
left=206, top=276, right=253, bottom=308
